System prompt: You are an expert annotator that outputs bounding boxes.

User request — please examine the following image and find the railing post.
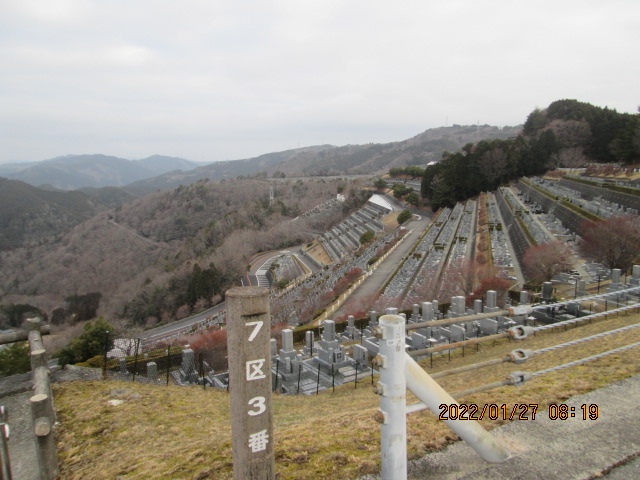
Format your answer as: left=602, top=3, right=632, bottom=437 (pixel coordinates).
left=29, top=393, right=59, bottom=480
left=226, top=286, right=275, bottom=480
left=374, top=314, right=407, bottom=480
left=1, top=406, right=11, bottom=480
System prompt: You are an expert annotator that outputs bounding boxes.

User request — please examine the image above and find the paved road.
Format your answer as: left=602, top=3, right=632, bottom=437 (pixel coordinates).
left=1, top=390, right=39, bottom=480
left=138, top=302, right=226, bottom=342
left=360, top=373, right=640, bottom=480
left=334, top=214, right=432, bottom=317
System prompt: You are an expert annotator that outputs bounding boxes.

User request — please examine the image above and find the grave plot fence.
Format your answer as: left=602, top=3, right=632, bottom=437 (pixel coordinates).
left=99, top=271, right=640, bottom=394
left=100, top=338, right=229, bottom=389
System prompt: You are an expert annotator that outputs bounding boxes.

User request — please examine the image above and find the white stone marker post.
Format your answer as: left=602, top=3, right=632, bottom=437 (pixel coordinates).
left=227, top=286, right=275, bottom=480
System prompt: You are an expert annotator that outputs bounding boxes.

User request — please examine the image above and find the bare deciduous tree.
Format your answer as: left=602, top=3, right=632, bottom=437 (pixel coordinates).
left=579, top=216, right=640, bottom=272
left=522, top=242, right=573, bottom=284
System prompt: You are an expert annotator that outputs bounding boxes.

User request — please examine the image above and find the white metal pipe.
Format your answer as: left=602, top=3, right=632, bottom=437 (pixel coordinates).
left=405, top=354, right=510, bottom=463
left=378, top=314, right=407, bottom=480
left=406, top=402, right=427, bottom=414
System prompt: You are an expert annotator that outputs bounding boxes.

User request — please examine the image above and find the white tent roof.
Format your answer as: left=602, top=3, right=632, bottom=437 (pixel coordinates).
left=368, top=194, right=396, bottom=212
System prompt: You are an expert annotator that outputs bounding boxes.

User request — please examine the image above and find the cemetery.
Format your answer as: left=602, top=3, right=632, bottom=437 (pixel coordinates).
left=4, top=171, right=639, bottom=480
left=273, top=172, right=637, bottom=329
left=21, top=170, right=634, bottom=479
left=104, top=259, right=640, bottom=402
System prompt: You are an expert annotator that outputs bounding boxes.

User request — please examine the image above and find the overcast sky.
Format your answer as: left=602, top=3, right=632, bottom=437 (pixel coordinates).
left=1, top=0, right=638, bottom=164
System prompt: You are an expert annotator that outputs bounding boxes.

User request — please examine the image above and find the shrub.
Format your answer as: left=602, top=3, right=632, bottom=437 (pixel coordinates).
left=0, top=341, right=31, bottom=377
left=397, top=210, right=412, bottom=225
left=54, top=317, right=115, bottom=367
left=359, top=230, right=374, bottom=245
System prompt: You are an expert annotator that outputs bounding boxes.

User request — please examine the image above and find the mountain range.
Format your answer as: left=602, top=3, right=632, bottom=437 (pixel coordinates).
left=126, top=125, right=521, bottom=194
left=1, top=98, right=638, bottom=331
left=0, top=154, right=202, bottom=190
left=0, top=125, right=520, bottom=193
left=0, top=124, right=519, bottom=252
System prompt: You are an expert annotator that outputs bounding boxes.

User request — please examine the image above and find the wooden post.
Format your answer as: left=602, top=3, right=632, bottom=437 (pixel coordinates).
left=30, top=394, right=59, bottom=480
left=26, top=318, right=45, bottom=351
left=226, top=286, right=275, bottom=480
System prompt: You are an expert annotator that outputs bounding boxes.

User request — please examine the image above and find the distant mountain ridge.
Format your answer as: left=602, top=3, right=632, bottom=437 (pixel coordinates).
left=126, top=125, right=521, bottom=194
left=0, top=154, right=203, bottom=190
left=0, top=125, right=520, bottom=193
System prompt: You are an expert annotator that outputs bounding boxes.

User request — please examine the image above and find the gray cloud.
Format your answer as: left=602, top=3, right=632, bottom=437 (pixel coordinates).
left=1, top=0, right=638, bottom=163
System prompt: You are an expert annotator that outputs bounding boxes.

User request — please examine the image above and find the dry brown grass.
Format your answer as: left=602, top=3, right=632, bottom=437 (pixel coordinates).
left=306, top=239, right=332, bottom=266
left=54, top=309, right=640, bottom=479
left=382, top=212, right=400, bottom=232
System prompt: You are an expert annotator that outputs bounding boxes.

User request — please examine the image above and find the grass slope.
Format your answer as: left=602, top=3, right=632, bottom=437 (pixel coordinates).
left=54, top=308, right=640, bottom=479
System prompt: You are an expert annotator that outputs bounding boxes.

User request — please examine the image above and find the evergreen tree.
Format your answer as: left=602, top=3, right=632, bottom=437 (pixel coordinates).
left=0, top=341, right=31, bottom=377
left=54, top=317, right=114, bottom=366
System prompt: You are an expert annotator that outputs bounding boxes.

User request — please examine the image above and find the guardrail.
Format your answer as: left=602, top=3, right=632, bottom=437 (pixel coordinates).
left=371, top=284, right=640, bottom=479
left=372, top=313, right=510, bottom=478
left=0, top=318, right=58, bottom=480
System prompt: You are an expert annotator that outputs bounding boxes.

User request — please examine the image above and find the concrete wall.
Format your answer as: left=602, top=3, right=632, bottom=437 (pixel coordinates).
left=559, top=178, right=640, bottom=212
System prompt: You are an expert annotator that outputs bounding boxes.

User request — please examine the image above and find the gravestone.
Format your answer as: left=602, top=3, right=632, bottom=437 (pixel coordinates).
left=421, top=302, right=434, bottom=322
left=322, top=320, right=337, bottom=343
left=566, top=303, right=581, bottom=316
left=439, top=327, right=451, bottom=340
left=450, top=324, right=465, bottom=343
left=451, top=296, right=466, bottom=317
left=519, top=291, right=529, bottom=305
left=483, top=290, right=500, bottom=314
left=542, top=282, right=554, bottom=302
left=630, top=265, right=640, bottom=286
left=281, top=329, right=294, bottom=353
left=473, top=299, right=483, bottom=315
left=608, top=268, right=622, bottom=292
left=119, top=358, right=129, bottom=376
left=486, top=290, right=497, bottom=309
left=278, top=330, right=297, bottom=377
left=180, top=347, right=198, bottom=384
left=411, top=332, right=428, bottom=350
left=146, top=361, right=158, bottom=383
left=415, top=325, right=432, bottom=340
left=303, top=331, right=314, bottom=356
left=352, top=344, right=370, bottom=371
left=342, top=315, right=361, bottom=341
left=315, top=320, right=350, bottom=370
left=577, top=280, right=587, bottom=295
left=478, top=318, right=499, bottom=335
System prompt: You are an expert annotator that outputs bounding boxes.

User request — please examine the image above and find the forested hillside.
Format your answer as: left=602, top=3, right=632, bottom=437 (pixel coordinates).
left=0, top=177, right=367, bottom=329
left=422, top=100, right=640, bottom=209
left=0, top=178, right=102, bottom=250
left=125, top=125, right=520, bottom=194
